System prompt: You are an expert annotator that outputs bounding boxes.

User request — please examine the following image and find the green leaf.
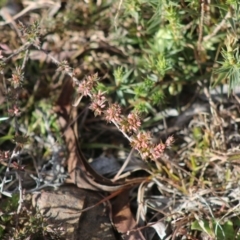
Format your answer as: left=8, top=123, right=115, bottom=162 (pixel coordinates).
left=191, top=220, right=214, bottom=237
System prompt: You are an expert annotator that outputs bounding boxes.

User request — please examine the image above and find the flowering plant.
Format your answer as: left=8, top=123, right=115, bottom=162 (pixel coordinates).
left=75, top=73, right=174, bottom=161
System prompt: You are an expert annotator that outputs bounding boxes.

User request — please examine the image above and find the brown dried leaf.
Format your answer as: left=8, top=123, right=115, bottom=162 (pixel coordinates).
left=112, top=189, right=146, bottom=240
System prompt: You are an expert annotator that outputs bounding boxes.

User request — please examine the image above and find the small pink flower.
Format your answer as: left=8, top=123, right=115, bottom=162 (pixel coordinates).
left=152, top=143, right=166, bottom=159
left=120, top=113, right=141, bottom=133
left=105, top=103, right=121, bottom=123
left=127, top=113, right=141, bottom=132
left=77, top=80, right=92, bottom=96
left=77, top=73, right=98, bottom=96
left=89, top=102, right=102, bottom=116
left=89, top=91, right=106, bottom=116
left=131, top=132, right=152, bottom=150
left=94, top=91, right=106, bottom=106
left=9, top=66, right=23, bottom=89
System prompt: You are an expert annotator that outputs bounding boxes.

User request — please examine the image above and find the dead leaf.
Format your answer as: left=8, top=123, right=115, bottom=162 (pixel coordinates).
left=111, top=189, right=146, bottom=240
left=149, top=221, right=167, bottom=240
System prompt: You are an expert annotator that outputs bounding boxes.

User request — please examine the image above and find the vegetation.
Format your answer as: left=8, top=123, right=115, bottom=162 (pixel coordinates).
left=1, top=0, right=240, bottom=239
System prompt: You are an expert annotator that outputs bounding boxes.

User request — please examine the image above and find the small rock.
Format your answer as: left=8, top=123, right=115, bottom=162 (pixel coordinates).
left=32, top=184, right=116, bottom=240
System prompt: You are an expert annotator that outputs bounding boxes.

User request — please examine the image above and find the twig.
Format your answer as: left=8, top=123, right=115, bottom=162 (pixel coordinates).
left=114, top=0, right=123, bottom=30
left=203, top=11, right=231, bottom=42
left=197, top=0, right=205, bottom=52
left=112, top=120, right=132, bottom=142
left=21, top=49, right=30, bottom=71
left=113, top=148, right=134, bottom=181
left=16, top=149, right=23, bottom=214
left=33, top=44, right=80, bottom=86
left=16, top=171, right=23, bottom=214
left=2, top=42, right=32, bottom=63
